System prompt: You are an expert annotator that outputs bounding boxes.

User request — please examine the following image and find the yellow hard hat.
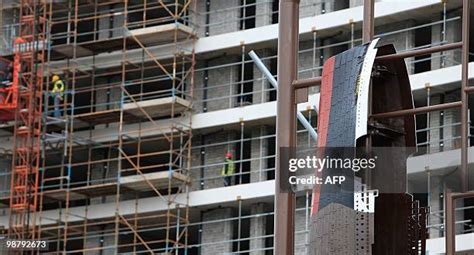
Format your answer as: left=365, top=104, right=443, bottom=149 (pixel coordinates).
left=52, top=75, right=60, bottom=82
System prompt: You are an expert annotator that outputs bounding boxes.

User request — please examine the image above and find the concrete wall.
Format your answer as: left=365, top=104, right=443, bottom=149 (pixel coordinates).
left=194, top=56, right=240, bottom=112
left=190, top=131, right=238, bottom=190
left=249, top=202, right=269, bottom=254
left=90, top=148, right=118, bottom=204
left=431, top=10, right=462, bottom=70
left=349, top=0, right=381, bottom=8
left=255, top=0, right=273, bottom=27
left=428, top=90, right=460, bottom=153
left=250, top=126, right=270, bottom=182
left=97, top=4, right=124, bottom=39
left=201, top=207, right=234, bottom=254
left=300, top=0, right=331, bottom=18
left=377, top=20, right=416, bottom=74
left=295, top=196, right=310, bottom=254
left=84, top=226, right=115, bottom=255
left=208, top=0, right=240, bottom=36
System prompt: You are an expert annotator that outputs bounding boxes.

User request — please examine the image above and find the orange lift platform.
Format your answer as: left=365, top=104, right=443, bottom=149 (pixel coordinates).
left=0, top=40, right=21, bottom=121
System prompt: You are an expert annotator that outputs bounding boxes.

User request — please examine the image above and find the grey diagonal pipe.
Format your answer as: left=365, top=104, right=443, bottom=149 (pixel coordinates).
left=249, top=50, right=318, bottom=141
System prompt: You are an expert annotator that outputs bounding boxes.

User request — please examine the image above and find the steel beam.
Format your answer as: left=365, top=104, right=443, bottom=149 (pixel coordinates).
left=249, top=50, right=318, bottom=141
left=375, top=42, right=463, bottom=61
left=370, top=102, right=462, bottom=119
left=275, top=0, right=299, bottom=254
left=445, top=191, right=474, bottom=254
left=292, top=77, right=322, bottom=89
left=445, top=191, right=455, bottom=255
left=363, top=0, right=374, bottom=190
left=363, top=0, right=375, bottom=43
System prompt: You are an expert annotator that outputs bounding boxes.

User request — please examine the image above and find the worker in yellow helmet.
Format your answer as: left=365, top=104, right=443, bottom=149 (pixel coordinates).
left=51, top=74, right=65, bottom=118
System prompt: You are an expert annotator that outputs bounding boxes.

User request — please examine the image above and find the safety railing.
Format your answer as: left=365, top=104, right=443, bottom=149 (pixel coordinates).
left=428, top=205, right=474, bottom=236
left=46, top=1, right=196, bottom=49
left=191, top=0, right=351, bottom=37
left=0, top=23, right=18, bottom=55
left=415, top=110, right=472, bottom=155
left=30, top=10, right=460, bottom=119
left=36, top=190, right=312, bottom=255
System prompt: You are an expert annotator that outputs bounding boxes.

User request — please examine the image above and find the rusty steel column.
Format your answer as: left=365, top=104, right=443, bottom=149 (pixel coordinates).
left=461, top=0, right=470, bottom=192
left=275, top=0, right=299, bottom=254
left=363, top=0, right=375, bottom=43
left=445, top=191, right=455, bottom=254
left=363, top=0, right=374, bottom=188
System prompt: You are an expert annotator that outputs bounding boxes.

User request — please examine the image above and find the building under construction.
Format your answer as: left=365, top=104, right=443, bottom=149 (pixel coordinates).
left=0, top=0, right=473, bottom=254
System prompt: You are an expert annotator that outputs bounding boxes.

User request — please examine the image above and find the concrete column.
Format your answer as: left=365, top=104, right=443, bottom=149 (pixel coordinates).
left=255, top=0, right=272, bottom=27
left=429, top=90, right=461, bottom=152
left=190, top=136, right=204, bottom=192
left=428, top=95, right=442, bottom=153
left=295, top=196, right=309, bottom=255
left=201, top=207, right=234, bottom=254
left=427, top=175, right=443, bottom=238
left=443, top=90, right=461, bottom=151
left=250, top=126, right=268, bottom=182
left=98, top=6, right=111, bottom=40
left=193, top=62, right=205, bottom=112
left=113, top=4, right=124, bottom=37
left=194, top=0, right=208, bottom=37
left=249, top=203, right=268, bottom=254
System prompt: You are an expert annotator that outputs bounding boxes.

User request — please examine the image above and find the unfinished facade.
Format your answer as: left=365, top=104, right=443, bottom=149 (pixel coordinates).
left=0, top=0, right=473, bottom=254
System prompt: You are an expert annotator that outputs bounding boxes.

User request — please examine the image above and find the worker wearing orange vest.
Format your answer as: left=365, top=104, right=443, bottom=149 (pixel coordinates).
left=221, top=152, right=235, bottom=187
left=51, top=75, right=65, bottom=118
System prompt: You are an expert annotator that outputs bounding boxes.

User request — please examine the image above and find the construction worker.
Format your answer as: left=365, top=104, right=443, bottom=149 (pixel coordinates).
left=221, top=152, right=234, bottom=187
left=51, top=74, right=65, bottom=118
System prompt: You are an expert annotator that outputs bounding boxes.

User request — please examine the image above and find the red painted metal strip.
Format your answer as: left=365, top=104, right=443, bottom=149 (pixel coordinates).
left=311, top=56, right=335, bottom=217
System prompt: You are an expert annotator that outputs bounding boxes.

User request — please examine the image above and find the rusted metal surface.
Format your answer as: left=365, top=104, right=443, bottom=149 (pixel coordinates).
left=460, top=0, right=470, bottom=193
left=292, top=76, right=322, bottom=89
left=370, top=102, right=462, bottom=119
left=445, top=191, right=474, bottom=254
left=375, top=42, right=462, bottom=61
left=275, top=0, right=299, bottom=254
left=363, top=0, right=374, bottom=43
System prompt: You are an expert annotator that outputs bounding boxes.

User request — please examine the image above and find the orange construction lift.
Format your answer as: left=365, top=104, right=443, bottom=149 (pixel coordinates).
left=5, top=0, right=47, bottom=242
